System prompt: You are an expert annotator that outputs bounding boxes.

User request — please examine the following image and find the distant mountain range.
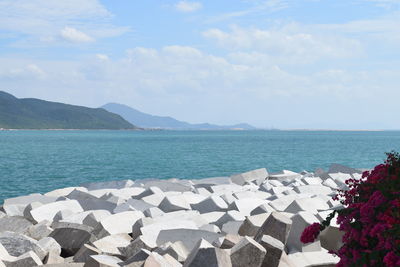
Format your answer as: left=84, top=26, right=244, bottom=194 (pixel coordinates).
left=101, top=103, right=256, bottom=130
left=0, top=91, right=136, bottom=129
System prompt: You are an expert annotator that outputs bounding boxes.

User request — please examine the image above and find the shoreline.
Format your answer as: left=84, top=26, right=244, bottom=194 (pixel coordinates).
left=0, top=128, right=395, bottom=131
left=0, top=164, right=358, bottom=266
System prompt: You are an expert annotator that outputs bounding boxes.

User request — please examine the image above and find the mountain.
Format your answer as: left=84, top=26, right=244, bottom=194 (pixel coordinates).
left=0, top=91, right=137, bottom=129
left=101, top=103, right=256, bottom=130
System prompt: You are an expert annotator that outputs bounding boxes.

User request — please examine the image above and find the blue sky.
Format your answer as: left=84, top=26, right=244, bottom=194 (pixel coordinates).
left=0, top=0, right=399, bottom=129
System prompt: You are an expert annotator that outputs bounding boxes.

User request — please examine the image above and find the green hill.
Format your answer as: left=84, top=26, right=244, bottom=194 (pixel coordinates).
left=0, top=91, right=137, bottom=129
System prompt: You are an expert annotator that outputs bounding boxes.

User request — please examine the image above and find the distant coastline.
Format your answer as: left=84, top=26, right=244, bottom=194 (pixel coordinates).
left=0, top=128, right=396, bottom=131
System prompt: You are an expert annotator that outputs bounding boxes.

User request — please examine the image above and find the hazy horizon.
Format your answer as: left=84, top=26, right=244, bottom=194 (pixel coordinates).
left=1, top=0, right=399, bottom=129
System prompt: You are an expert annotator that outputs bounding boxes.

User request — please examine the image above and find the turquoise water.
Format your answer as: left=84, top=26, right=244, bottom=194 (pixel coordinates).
left=1, top=130, right=400, bottom=203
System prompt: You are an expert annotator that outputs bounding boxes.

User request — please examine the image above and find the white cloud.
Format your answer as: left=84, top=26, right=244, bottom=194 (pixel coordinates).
left=203, top=25, right=362, bottom=64
left=0, top=62, right=46, bottom=80
left=0, top=0, right=128, bottom=45
left=96, top=54, right=109, bottom=61
left=61, top=27, right=94, bottom=43
left=206, top=0, right=289, bottom=23
left=1, top=43, right=399, bottom=129
left=175, top=1, right=203, bottom=13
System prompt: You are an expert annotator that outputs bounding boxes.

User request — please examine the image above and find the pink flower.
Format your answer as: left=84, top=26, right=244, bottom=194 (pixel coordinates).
left=383, top=252, right=400, bottom=267
left=300, top=223, right=321, bottom=244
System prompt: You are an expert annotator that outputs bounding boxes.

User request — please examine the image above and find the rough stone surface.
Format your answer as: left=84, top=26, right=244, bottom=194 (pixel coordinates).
left=191, top=196, right=228, bottom=214
left=230, top=168, right=268, bottom=186
left=157, top=229, right=222, bottom=252
left=92, top=211, right=144, bottom=238
left=230, top=236, right=266, bottom=267
left=38, top=237, right=62, bottom=256
left=158, top=195, right=191, bottom=213
left=2, top=251, right=43, bottom=267
left=254, top=212, right=292, bottom=245
left=49, top=223, right=95, bottom=256
left=286, top=211, right=321, bottom=253
left=259, top=235, right=284, bottom=267
left=0, top=216, right=32, bottom=234
left=0, top=166, right=352, bottom=266
left=84, top=254, right=122, bottom=267
left=92, top=234, right=131, bottom=256
left=73, top=244, right=101, bottom=263
left=27, top=220, right=53, bottom=240
left=30, top=200, right=84, bottom=223
left=183, top=239, right=231, bottom=267
left=0, top=231, right=46, bottom=260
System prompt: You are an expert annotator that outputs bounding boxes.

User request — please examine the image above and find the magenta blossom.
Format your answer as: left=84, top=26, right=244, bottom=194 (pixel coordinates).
left=300, top=223, right=321, bottom=244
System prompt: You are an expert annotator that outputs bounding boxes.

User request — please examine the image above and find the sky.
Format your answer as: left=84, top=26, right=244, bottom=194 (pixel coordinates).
left=0, top=0, right=399, bottom=129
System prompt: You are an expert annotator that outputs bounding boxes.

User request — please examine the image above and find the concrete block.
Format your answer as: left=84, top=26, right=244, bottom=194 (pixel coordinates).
left=157, top=229, right=222, bottom=252
left=66, top=190, right=117, bottom=213
left=3, top=194, right=57, bottom=217
left=154, top=241, right=189, bottom=263
left=44, top=187, right=88, bottom=198
left=238, top=213, right=269, bottom=237
left=73, top=244, right=101, bottom=263
left=284, top=198, right=330, bottom=214
left=118, top=235, right=156, bottom=259
left=49, top=223, right=95, bottom=256
left=0, top=231, right=46, bottom=260
left=158, top=195, right=191, bottom=213
left=254, top=212, right=292, bottom=245
left=120, top=249, right=151, bottom=266
left=191, top=196, right=228, bottom=214
left=230, top=236, right=266, bottom=267
left=328, top=164, right=361, bottom=174
left=92, top=211, right=144, bottom=239
left=286, top=211, right=321, bottom=253
left=81, top=210, right=112, bottom=228
left=230, top=168, right=268, bottom=186
left=53, top=210, right=75, bottom=222
left=38, top=237, right=62, bottom=256
left=250, top=203, right=275, bottom=215
left=92, top=233, right=131, bottom=256
left=84, top=254, right=122, bottom=267
left=133, top=187, right=164, bottom=201
left=27, top=220, right=53, bottom=240
left=287, top=249, right=339, bottom=267
left=212, top=235, right=241, bottom=249
left=214, top=211, right=245, bottom=228
left=44, top=251, right=64, bottom=264
left=139, top=220, right=198, bottom=246
left=2, top=251, right=43, bottom=267
left=23, top=202, right=43, bottom=222
left=163, top=253, right=183, bottom=267
left=221, top=221, right=243, bottom=235
left=114, top=199, right=155, bottom=213
left=143, top=207, right=164, bottom=218
left=30, top=200, right=83, bottom=223
left=80, top=180, right=134, bottom=190
left=143, top=180, right=192, bottom=193
left=199, top=224, right=220, bottom=233
left=141, top=193, right=165, bottom=207
left=183, top=239, right=231, bottom=267
left=0, top=216, right=33, bottom=234
left=112, top=188, right=146, bottom=200
left=228, top=198, right=267, bottom=216
left=199, top=212, right=225, bottom=225
left=269, top=170, right=301, bottom=182
left=259, top=235, right=284, bottom=267
left=301, top=177, right=323, bottom=185
left=294, top=185, right=332, bottom=195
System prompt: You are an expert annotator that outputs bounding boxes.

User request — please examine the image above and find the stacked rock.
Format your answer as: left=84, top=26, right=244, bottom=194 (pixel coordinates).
left=0, top=164, right=363, bottom=267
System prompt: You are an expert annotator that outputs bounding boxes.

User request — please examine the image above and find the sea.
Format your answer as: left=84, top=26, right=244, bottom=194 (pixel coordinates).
left=1, top=130, right=400, bottom=203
